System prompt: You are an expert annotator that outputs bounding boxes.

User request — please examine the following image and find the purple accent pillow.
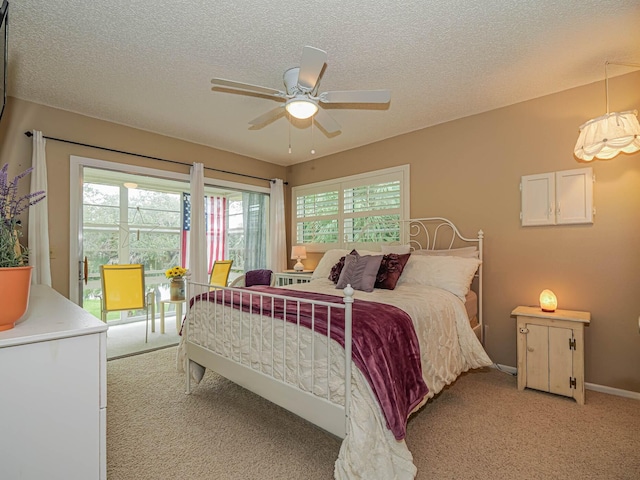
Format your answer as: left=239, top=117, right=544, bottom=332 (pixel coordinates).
left=336, top=252, right=383, bottom=292
left=375, top=253, right=411, bottom=290
left=245, top=269, right=273, bottom=287
left=328, top=249, right=358, bottom=284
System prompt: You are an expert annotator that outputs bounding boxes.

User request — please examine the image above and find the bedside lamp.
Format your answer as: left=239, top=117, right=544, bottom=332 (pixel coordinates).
left=539, top=289, right=558, bottom=312
left=291, top=246, right=307, bottom=272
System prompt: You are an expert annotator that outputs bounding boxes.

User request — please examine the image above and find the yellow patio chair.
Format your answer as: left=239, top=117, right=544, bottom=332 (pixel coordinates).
left=100, top=264, right=155, bottom=343
left=209, top=260, right=233, bottom=289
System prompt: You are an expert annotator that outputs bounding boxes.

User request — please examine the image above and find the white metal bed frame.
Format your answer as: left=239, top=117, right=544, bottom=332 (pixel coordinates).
left=185, top=283, right=355, bottom=438
left=183, top=217, right=483, bottom=440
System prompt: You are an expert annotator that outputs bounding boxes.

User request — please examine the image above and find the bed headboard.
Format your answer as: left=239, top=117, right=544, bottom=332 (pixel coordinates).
left=401, top=217, right=482, bottom=252
left=402, top=217, right=484, bottom=343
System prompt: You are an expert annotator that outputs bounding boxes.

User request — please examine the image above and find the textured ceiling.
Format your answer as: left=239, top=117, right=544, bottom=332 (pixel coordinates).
left=8, top=1, right=640, bottom=166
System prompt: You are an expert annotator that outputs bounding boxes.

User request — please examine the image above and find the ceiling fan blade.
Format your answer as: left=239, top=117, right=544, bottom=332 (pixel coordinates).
left=314, top=108, right=341, bottom=134
left=319, top=89, right=391, bottom=104
left=297, top=46, right=327, bottom=92
left=211, top=78, right=284, bottom=97
left=248, top=106, right=284, bottom=126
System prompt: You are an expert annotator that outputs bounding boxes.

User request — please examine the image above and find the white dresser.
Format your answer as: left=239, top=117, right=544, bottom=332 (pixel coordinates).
left=0, top=285, right=108, bottom=479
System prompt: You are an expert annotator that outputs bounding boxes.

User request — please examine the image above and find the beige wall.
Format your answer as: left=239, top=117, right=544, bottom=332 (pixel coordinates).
left=0, top=97, right=286, bottom=298
left=1, top=71, right=638, bottom=394
left=287, top=71, right=640, bottom=393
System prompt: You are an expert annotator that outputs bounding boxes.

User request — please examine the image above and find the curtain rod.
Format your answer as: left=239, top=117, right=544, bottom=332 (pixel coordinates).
left=23, top=131, right=285, bottom=185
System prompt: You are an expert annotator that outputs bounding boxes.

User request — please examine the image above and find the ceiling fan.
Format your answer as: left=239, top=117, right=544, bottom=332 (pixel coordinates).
left=210, top=46, right=391, bottom=134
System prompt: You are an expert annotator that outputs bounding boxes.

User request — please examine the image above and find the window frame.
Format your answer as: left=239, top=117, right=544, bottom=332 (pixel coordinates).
left=291, top=165, right=410, bottom=253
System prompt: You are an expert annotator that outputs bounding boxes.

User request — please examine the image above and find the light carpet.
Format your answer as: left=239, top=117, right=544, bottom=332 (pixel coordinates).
left=107, top=318, right=181, bottom=360
left=107, top=347, right=640, bottom=479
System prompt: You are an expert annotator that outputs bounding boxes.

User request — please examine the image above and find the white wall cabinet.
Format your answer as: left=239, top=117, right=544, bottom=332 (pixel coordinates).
left=520, top=167, right=594, bottom=226
left=0, top=285, right=108, bottom=479
left=512, top=306, right=590, bottom=404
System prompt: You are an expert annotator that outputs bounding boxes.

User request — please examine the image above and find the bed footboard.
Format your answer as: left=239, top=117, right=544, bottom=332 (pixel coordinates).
left=183, top=280, right=354, bottom=439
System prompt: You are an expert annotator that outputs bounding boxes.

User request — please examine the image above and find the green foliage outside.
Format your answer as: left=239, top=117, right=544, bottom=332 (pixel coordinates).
left=296, top=181, right=402, bottom=245
left=81, top=179, right=267, bottom=314
left=83, top=298, right=148, bottom=322
left=83, top=183, right=182, bottom=276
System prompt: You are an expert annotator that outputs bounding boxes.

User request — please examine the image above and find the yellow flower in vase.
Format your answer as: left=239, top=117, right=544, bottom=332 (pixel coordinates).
left=165, top=266, right=187, bottom=279
left=165, top=266, right=188, bottom=301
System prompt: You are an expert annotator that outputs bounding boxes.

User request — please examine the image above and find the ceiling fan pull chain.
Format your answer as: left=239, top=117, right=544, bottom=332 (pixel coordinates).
left=311, top=116, right=316, bottom=155
left=288, top=113, right=292, bottom=154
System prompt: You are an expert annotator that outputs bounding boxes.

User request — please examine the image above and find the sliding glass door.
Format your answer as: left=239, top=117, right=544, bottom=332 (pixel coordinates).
left=81, top=170, right=183, bottom=322
left=70, top=157, right=270, bottom=322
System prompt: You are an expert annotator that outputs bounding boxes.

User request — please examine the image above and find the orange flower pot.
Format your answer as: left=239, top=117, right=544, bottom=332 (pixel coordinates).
left=0, top=266, right=33, bottom=331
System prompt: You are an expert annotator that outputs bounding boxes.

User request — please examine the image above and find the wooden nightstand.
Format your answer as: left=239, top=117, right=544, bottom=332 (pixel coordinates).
left=511, top=306, right=590, bottom=405
left=274, top=270, right=314, bottom=286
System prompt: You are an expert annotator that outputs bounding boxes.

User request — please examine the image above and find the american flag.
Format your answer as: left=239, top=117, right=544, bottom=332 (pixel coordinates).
left=181, top=192, right=226, bottom=271
left=207, top=196, right=227, bottom=273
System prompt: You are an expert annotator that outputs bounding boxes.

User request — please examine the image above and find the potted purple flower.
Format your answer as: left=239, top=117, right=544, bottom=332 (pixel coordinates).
left=0, top=163, right=46, bottom=330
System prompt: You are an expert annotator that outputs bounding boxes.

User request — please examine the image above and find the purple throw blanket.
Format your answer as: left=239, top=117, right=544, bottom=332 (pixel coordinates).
left=196, top=286, right=428, bottom=440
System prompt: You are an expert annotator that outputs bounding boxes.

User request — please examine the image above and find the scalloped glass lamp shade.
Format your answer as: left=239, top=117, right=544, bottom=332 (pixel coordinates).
left=539, top=289, right=558, bottom=312
left=285, top=97, right=319, bottom=119
left=574, top=110, right=640, bottom=161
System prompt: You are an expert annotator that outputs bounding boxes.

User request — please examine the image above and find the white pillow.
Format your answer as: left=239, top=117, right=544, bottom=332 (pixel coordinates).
left=311, top=249, right=351, bottom=280
left=397, top=254, right=481, bottom=300
left=380, top=244, right=411, bottom=255
left=412, top=246, right=479, bottom=259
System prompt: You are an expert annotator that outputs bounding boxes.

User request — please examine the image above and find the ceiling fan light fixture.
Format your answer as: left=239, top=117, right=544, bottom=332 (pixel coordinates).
left=285, top=97, right=318, bottom=119
left=212, top=46, right=387, bottom=136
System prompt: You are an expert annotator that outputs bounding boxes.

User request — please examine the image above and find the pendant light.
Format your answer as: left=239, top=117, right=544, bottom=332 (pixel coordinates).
left=574, top=61, right=640, bottom=161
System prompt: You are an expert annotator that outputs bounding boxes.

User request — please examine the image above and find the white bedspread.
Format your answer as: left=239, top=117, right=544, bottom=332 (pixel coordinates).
left=177, top=278, right=492, bottom=479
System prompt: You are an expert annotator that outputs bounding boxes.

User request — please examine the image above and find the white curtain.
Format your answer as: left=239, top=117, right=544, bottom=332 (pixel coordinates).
left=28, top=130, right=51, bottom=286
left=269, top=178, right=287, bottom=272
left=189, top=163, right=207, bottom=285
left=242, top=192, right=268, bottom=271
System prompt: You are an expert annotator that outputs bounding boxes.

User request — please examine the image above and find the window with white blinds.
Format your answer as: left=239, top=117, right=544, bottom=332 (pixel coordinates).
left=292, top=165, right=409, bottom=251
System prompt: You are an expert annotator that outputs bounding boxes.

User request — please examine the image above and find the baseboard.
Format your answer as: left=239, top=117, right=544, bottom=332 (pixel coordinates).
left=108, top=342, right=178, bottom=361
left=584, top=382, right=640, bottom=400
left=491, top=363, right=516, bottom=375
left=492, top=364, right=640, bottom=401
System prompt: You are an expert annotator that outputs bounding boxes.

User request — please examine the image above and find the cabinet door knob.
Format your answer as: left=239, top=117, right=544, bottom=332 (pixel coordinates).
left=527, top=346, right=535, bottom=352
